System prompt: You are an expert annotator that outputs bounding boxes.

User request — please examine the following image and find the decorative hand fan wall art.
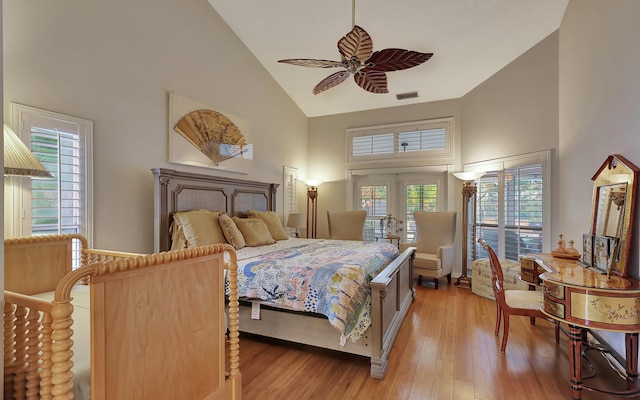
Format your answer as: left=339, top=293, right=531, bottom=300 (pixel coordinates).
left=278, top=1, right=433, bottom=95
left=174, top=109, right=253, bottom=166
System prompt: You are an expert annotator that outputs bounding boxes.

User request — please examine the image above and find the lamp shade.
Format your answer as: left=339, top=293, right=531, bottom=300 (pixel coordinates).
left=453, top=171, right=484, bottom=181
left=286, top=212, right=306, bottom=229
left=303, top=178, right=324, bottom=187
left=4, top=124, right=53, bottom=178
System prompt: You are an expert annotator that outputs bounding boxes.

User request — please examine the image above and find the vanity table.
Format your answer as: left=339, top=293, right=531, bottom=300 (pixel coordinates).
left=529, top=154, right=640, bottom=400
left=523, top=253, right=640, bottom=399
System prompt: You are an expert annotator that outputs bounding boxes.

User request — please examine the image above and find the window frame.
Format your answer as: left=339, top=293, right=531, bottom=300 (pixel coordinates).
left=346, top=117, right=454, bottom=165
left=464, top=150, right=551, bottom=260
left=10, top=103, right=94, bottom=246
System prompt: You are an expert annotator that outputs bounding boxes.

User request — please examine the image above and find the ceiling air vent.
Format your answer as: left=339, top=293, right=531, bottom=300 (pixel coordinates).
left=396, top=91, right=419, bottom=101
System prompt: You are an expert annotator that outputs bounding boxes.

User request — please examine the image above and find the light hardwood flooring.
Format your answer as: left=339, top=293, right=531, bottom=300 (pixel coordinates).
left=236, top=281, right=636, bottom=400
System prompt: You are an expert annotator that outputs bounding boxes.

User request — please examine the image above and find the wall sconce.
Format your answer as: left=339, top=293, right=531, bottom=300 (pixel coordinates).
left=303, top=179, right=323, bottom=239
left=4, top=123, right=52, bottom=178
left=286, top=212, right=306, bottom=238
left=453, top=171, right=484, bottom=289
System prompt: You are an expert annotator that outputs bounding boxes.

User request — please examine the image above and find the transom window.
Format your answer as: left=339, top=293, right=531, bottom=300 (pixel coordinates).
left=347, top=117, right=453, bottom=164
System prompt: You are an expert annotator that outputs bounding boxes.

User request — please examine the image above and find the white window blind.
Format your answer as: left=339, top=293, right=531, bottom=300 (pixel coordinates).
left=347, top=117, right=453, bottom=164
left=30, top=127, right=82, bottom=235
left=398, top=128, right=446, bottom=153
left=352, top=133, right=395, bottom=156
left=476, top=174, right=500, bottom=258
left=472, top=152, right=548, bottom=261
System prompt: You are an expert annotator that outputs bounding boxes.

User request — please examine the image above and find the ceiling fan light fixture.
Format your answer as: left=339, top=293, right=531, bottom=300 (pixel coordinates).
left=396, top=91, right=419, bottom=100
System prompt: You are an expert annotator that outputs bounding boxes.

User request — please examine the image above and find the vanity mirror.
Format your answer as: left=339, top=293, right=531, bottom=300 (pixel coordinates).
left=589, top=154, right=639, bottom=276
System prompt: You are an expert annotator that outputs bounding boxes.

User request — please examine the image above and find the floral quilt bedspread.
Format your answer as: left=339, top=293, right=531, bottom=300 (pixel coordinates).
left=234, top=239, right=399, bottom=343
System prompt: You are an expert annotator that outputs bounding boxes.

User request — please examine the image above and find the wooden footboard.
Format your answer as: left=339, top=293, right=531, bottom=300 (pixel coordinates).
left=370, top=246, right=416, bottom=378
left=4, top=292, right=55, bottom=399
left=4, top=235, right=241, bottom=400
left=52, top=245, right=240, bottom=400
left=237, top=247, right=415, bottom=379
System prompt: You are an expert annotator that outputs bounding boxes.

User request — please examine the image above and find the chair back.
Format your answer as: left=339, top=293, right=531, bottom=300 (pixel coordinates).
left=478, top=238, right=506, bottom=305
left=327, top=210, right=367, bottom=240
left=413, top=211, right=457, bottom=254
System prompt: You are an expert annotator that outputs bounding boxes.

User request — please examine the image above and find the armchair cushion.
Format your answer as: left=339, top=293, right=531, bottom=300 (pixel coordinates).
left=414, top=253, right=441, bottom=271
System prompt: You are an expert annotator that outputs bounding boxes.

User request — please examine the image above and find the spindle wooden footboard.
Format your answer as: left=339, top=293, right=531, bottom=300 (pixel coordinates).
left=4, top=234, right=241, bottom=400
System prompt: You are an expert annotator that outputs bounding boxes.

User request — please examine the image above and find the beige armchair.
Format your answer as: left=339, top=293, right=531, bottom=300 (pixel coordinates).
left=400, top=211, right=457, bottom=289
left=327, top=210, right=367, bottom=240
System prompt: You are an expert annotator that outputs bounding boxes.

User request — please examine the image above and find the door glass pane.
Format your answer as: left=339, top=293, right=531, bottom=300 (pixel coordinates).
left=405, top=184, right=438, bottom=242
left=360, top=185, right=388, bottom=241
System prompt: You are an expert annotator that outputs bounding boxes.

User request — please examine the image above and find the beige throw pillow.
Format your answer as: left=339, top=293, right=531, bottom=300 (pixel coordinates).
left=233, top=217, right=276, bottom=247
left=247, top=210, right=289, bottom=241
left=218, top=213, right=246, bottom=249
left=172, top=209, right=227, bottom=248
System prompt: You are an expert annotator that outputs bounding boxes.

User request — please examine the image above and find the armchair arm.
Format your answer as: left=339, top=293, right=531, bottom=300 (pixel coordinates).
left=438, top=244, right=456, bottom=274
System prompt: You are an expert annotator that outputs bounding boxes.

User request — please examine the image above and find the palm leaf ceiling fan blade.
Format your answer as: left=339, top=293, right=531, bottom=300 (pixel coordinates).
left=278, top=59, right=344, bottom=68
left=337, top=25, right=373, bottom=62
left=354, top=69, right=388, bottom=94
left=367, top=49, right=434, bottom=72
left=313, top=70, right=351, bottom=95
left=277, top=1, right=433, bottom=95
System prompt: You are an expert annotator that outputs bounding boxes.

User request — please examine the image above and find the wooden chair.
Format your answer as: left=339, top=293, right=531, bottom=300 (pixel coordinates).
left=478, top=238, right=560, bottom=352
left=327, top=210, right=367, bottom=240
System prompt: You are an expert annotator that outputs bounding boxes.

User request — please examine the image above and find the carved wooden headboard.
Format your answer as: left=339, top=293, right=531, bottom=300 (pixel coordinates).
left=152, top=168, right=278, bottom=252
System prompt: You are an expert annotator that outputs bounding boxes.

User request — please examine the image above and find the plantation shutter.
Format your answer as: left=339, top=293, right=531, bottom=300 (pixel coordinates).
left=475, top=174, right=499, bottom=259
left=503, top=165, right=543, bottom=260
left=30, top=127, right=83, bottom=235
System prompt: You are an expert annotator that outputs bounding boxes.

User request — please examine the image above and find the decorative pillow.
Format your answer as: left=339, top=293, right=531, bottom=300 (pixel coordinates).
left=169, top=220, right=187, bottom=250
left=233, top=217, right=276, bottom=247
left=218, top=213, right=246, bottom=249
left=172, top=209, right=227, bottom=248
left=247, top=210, right=289, bottom=241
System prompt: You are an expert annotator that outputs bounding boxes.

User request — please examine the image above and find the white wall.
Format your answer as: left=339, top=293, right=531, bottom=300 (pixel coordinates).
left=558, top=0, right=640, bottom=356
left=461, top=31, right=560, bottom=250
left=3, top=0, right=308, bottom=253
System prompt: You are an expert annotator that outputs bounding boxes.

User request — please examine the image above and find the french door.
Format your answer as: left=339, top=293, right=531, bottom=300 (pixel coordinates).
left=353, top=172, right=446, bottom=242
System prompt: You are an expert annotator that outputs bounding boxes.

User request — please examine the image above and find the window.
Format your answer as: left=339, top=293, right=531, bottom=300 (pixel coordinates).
left=471, top=152, right=549, bottom=261
left=12, top=103, right=94, bottom=265
left=347, top=117, right=453, bottom=164
left=360, top=184, right=389, bottom=241
left=404, top=183, right=438, bottom=241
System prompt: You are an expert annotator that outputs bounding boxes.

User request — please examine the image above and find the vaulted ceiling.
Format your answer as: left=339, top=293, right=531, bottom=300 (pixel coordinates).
left=208, top=1, right=568, bottom=117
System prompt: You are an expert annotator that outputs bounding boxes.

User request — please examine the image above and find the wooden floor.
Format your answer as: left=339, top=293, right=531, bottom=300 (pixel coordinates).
left=236, top=281, right=638, bottom=400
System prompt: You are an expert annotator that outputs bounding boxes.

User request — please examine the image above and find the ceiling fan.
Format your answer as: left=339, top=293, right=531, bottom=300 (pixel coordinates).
left=278, top=0, right=433, bottom=95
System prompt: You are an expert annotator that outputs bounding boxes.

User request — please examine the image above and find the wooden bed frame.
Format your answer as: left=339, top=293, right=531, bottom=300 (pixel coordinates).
left=153, top=167, right=415, bottom=379
left=4, top=234, right=241, bottom=400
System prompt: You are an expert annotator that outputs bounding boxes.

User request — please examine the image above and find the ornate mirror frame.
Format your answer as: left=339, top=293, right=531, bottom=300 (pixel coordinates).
left=590, top=154, right=639, bottom=276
